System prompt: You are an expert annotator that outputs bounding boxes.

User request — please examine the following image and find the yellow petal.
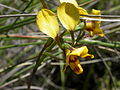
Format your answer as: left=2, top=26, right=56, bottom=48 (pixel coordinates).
left=79, top=46, right=94, bottom=58
left=60, top=0, right=78, bottom=6
left=91, top=9, right=101, bottom=23
left=90, top=31, right=94, bottom=37
left=77, top=7, right=88, bottom=17
left=70, top=46, right=94, bottom=58
left=63, top=55, right=70, bottom=72
left=94, top=24, right=104, bottom=37
left=69, top=58, right=83, bottom=74
left=81, top=54, right=94, bottom=58
left=57, top=2, right=79, bottom=31
left=70, top=46, right=88, bottom=56
left=92, top=9, right=101, bottom=15
left=65, top=49, right=71, bottom=56
left=36, top=9, right=59, bottom=39
left=86, top=21, right=93, bottom=30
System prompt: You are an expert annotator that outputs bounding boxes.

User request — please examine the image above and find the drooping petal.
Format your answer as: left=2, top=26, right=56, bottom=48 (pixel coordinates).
left=69, top=56, right=83, bottom=74
left=93, top=24, right=104, bottom=37
left=60, top=0, right=78, bottom=6
left=57, top=2, right=79, bottom=31
left=36, top=9, right=59, bottom=39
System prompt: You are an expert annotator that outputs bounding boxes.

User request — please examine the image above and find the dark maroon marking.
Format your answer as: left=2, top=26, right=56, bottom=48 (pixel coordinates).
left=74, top=66, right=80, bottom=73
left=68, top=47, right=74, bottom=53
left=69, top=56, right=78, bottom=63
left=86, top=20, right=96, bottom=29
left=86, top=29, right=92, bottom=31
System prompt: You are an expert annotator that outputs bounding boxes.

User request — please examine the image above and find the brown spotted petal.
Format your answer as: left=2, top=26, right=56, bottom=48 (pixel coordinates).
left=69, top=55, right=83, bottom=74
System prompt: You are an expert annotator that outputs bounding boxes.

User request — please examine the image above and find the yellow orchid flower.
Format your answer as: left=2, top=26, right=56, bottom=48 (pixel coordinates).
left=64, top=46, right=94, bottom=74
left=59, top=0, right=88, bottom=16
left=36, top=9, right=59, bottom=39
left=57, top=2, right=79, bottom=31
left=85, top=9, right=104, bottom=37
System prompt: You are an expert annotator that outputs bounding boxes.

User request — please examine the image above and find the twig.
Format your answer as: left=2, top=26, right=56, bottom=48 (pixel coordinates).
left=1, top=13, right=120, bottom=18
left=78, top=39, right=120, bottom=48
left=0, top=3, right=21, bottom=13
left=81, top=17, right=120, bottom=22
left=27, top=38, right=53, bottom=90
left=0, top=14, right=36, bottom=18
left=40, top=0, right=48, bottom=8
left=0, top=62, right=32, bottom=83
left=11, top=86, right=43, bottom=90
left=50, top=56, right=120, bottom=65
left=85, top=0, right=100, bottom=9
left=0, top=34, right=47, bottom=39
left=79, top=0, right=96, bottom=7
left=4, top=0, right=34, bottom=34
left=0, top=39, right=120, bottom=49
left=1, top=14, right=120, bottom=22
left=94, top=47, right=116, bottom=90
left=97, top=46, right=120, bottom=55
left=80, top=14, right=120, bottom=18
left=41, top=73, right=61, bottom=90
left=0, top=60, right=51, bottom=88
left=101, top=22, right=120, bottom=31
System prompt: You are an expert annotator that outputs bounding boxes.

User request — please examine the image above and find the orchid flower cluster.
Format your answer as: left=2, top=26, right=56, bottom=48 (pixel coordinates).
left=36, top=0, right=104, bottom=74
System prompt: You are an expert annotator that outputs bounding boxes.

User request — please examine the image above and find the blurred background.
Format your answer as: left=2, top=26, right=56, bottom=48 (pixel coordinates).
left=0, top=0, right=120, bottom=90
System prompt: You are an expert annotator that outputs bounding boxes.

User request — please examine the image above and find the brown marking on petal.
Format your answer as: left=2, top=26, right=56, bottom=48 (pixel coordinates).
left=86, top=20, right=95, bottom=30
left=86, top=28, right=92, bottom=31
left=68, top=47, right=74, bottom=53
left=85, top=55, right=93, bottom=59
left=74, top=66, right=80, bottom=73
left=69, top=55, right=78, bottom=63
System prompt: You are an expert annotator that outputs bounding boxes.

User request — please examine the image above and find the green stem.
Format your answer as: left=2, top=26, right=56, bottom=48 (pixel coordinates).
left=60, top=60, right=65, bottom=90
left=55, top=35, right=66, bottom=57
left=55, top=35, right=64, bottom=51
left=79, top=40, right=120, bottom=48
left=27, top=38, right=53, bottom=90
left=0, top=17, right=35, bottom=33
left=40, top=0, right=48, bottom=8
left=0, top=41, right=45, bottom=49
left=0, top=39, right=120, bottom=49
left=75, top=21, right=86, bottom=43
left=70, top=30, right=75, bottom=46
